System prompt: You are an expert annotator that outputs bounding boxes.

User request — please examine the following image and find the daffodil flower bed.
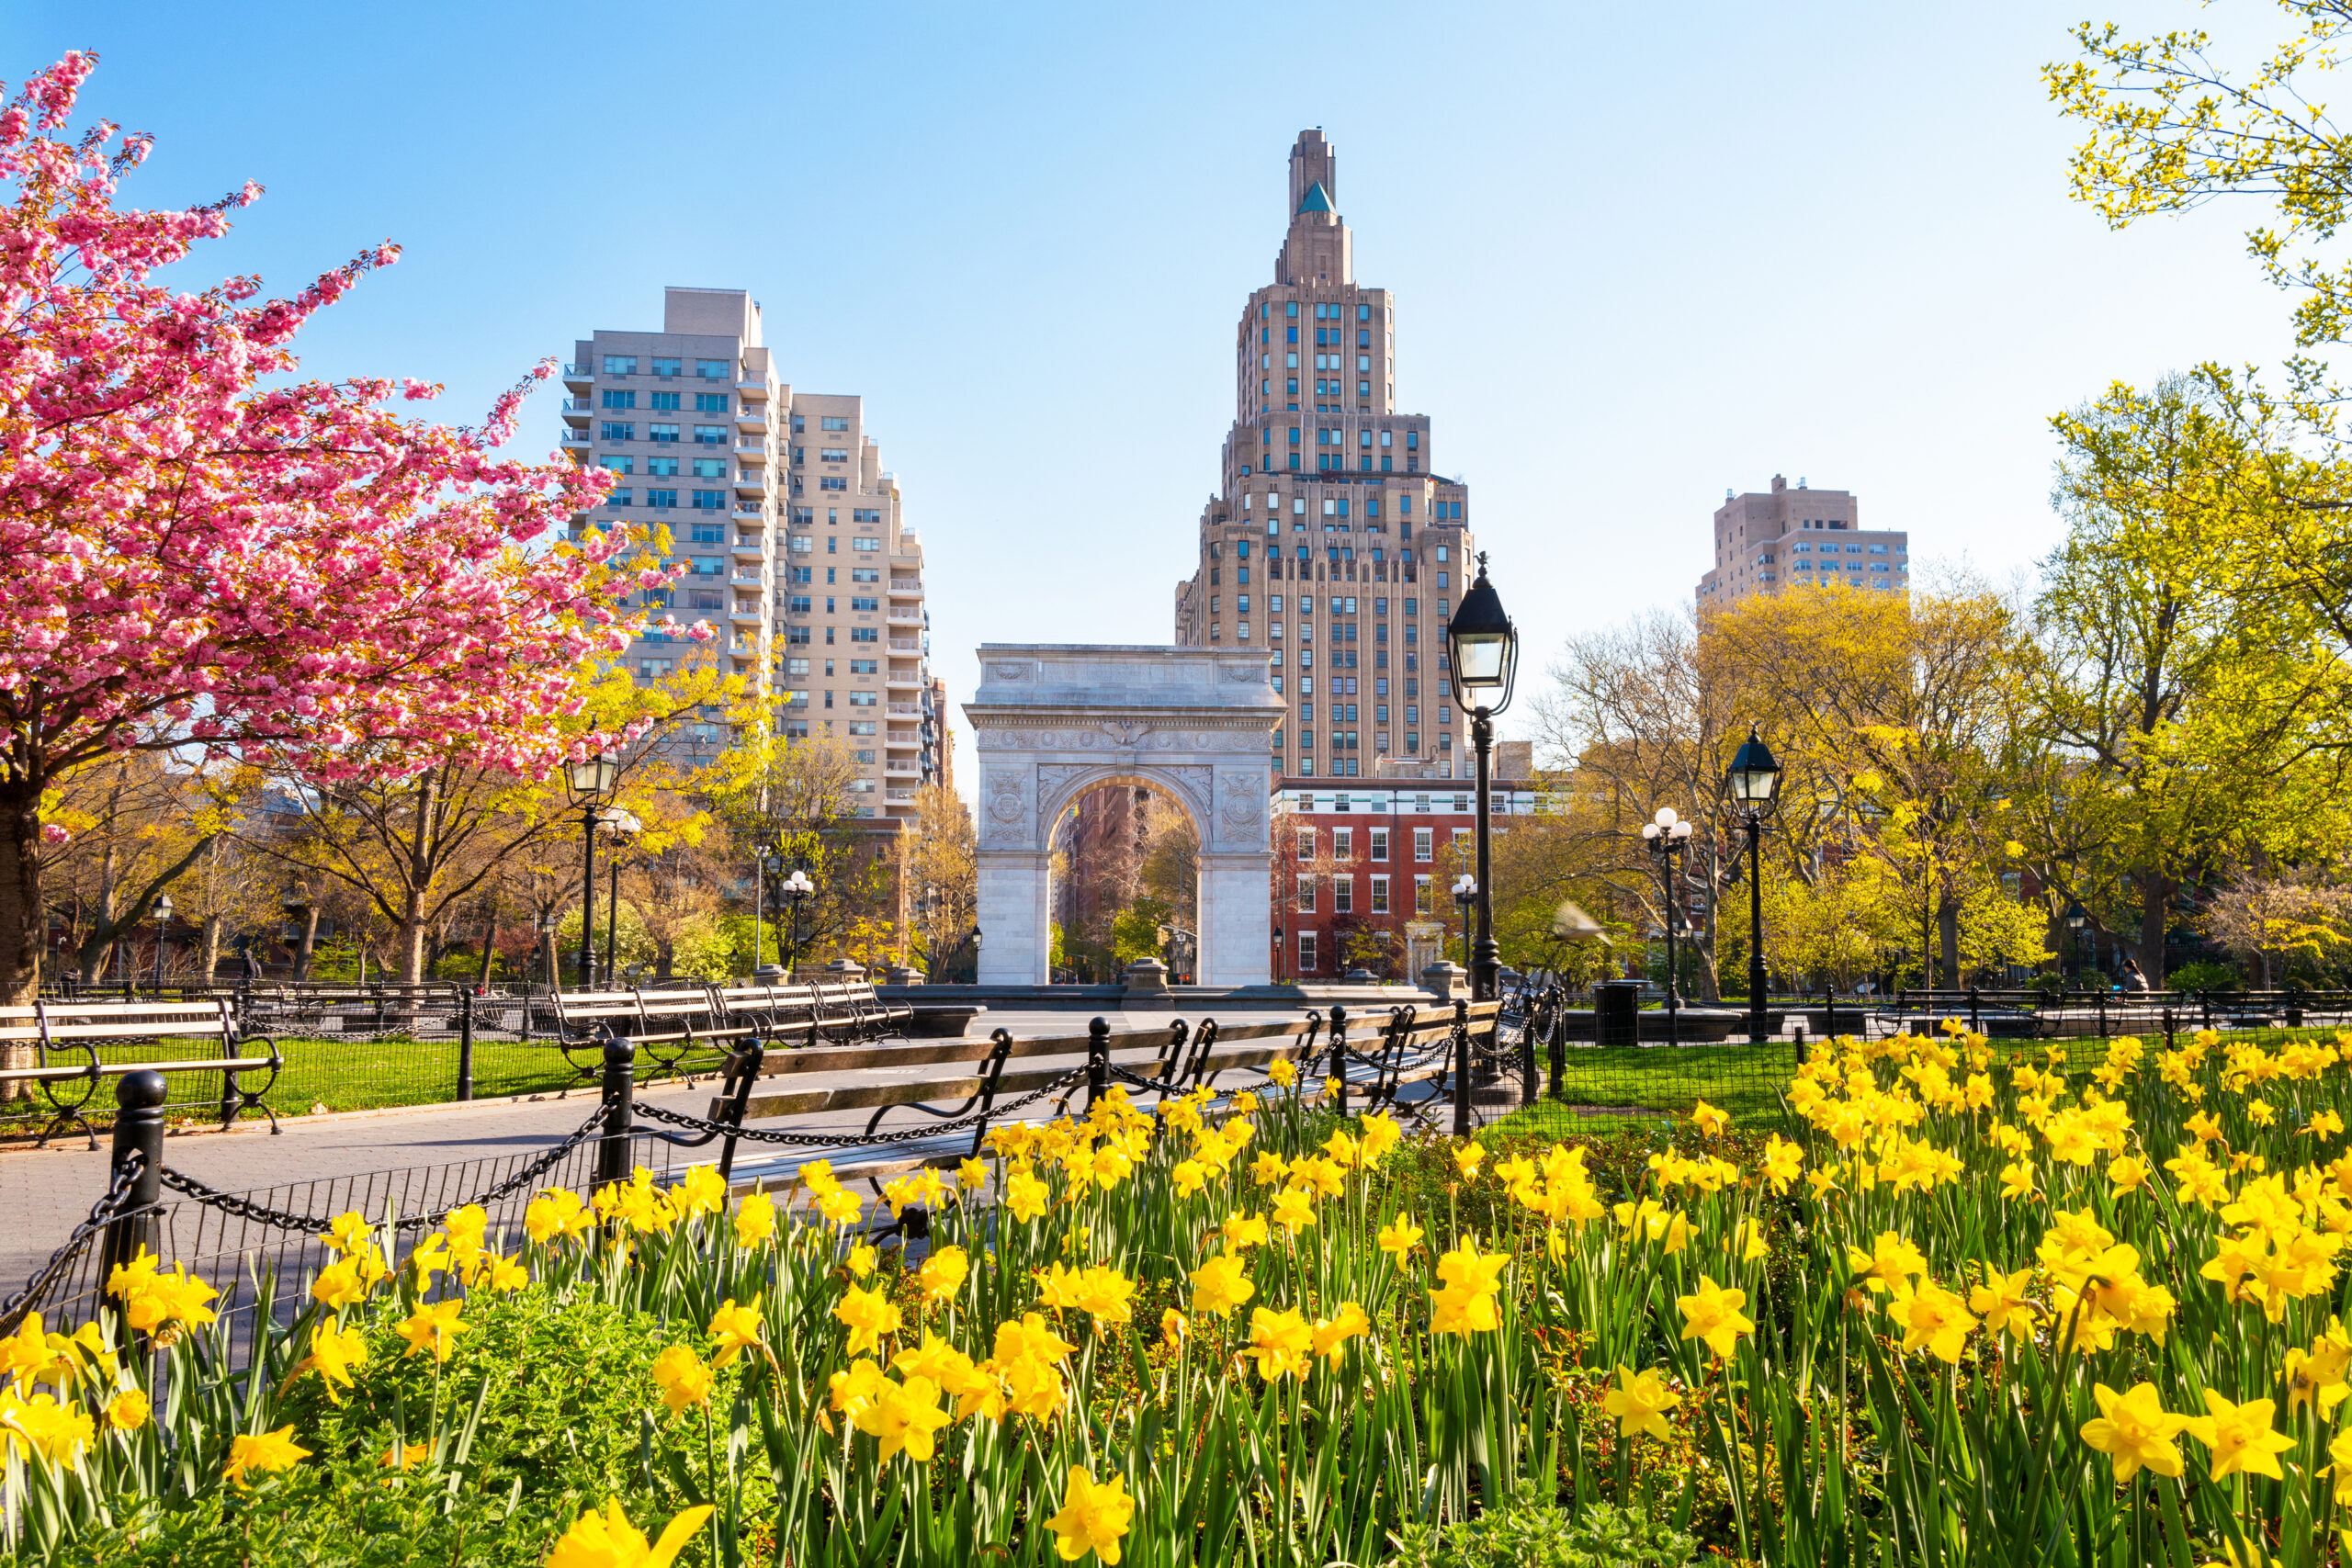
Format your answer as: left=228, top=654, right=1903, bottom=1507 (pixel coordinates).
left=8, top=1024, right=2352, bottom=1565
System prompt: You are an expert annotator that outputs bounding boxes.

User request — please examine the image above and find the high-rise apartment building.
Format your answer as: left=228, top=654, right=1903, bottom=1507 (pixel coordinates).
left=563, top=288, right=941, bottom=826
left=1173, top=130, right=1476, bottom=784
left=1695, top=474, right=1908, bottom=608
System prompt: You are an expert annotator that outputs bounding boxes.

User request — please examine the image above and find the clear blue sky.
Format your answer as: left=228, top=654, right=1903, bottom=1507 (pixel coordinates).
left=5, top=2, right=2301, bottom=799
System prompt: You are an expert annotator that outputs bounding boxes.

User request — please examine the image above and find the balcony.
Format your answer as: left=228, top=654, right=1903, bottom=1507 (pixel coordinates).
left=887, top=702, right=921, bottom=717
left=560, top=399, right=592, bottom=423
left=887, top=608, right=925, bottom=624
left=731, top=568, right=763, bottom=585
left=733, top=502, right=764, bottom=518
left=562, top=364, right=594, bottom=388
left=736, top=412, right=768, bottom=434
left=884, top=762, right=920, bottom=779
left=885, top=730, right=920, bottom=749
left=888, top=638, right=922, bottom=654
left=734, top=443, right=765, bottom=464
left=730, top=604, right=762, bottom=624
left=887, top=578, right=922, bottom=598
left=886, top=789, right=917, bottom=806
left=885, top=668, right=922, bottom=687
left=734, top=476, right=766, bottom=499
left=560, top=430, right=592, bottom=447
left=735, top=380, right=768, bottom=400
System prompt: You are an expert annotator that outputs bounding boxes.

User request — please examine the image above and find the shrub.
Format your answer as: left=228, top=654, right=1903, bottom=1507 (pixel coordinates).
left=1392, top=1483, right=1701, bottom=1568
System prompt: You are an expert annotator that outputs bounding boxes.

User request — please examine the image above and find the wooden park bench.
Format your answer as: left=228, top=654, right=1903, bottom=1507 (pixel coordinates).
left=0, top=998, right=281, bottom=1149
left=708, top=983, right=879, bottom=1051
left=541, top=987, right=758, bottom=1080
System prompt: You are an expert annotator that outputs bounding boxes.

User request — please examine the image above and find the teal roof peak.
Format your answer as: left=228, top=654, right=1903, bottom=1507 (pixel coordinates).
left=1296, top=182, right=1333, bottom=214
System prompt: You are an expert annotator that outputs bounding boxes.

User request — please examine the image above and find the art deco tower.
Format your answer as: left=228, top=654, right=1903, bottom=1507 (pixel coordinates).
left=1173, top=130, right=1476, bottom=782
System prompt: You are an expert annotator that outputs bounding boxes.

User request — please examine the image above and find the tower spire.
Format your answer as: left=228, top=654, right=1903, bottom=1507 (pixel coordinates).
left=1276, top=129, right=1351, bottom=288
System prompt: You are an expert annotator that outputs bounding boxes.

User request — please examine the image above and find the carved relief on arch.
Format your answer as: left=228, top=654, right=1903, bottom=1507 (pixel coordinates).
left=1033, top=763, right=1214, bottom=835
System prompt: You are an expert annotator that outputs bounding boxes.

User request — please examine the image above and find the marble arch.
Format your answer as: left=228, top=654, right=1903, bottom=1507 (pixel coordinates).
left=964, top=645, right=1283, bottom=986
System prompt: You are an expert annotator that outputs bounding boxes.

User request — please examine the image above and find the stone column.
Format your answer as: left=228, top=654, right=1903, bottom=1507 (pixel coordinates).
left=1198, top=852, right=1272, bottom=985
left=977, top=852, right=1049, bottom=984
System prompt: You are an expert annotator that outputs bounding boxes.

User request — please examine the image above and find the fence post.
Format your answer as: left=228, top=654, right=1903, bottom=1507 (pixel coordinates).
left=1085, top=1017, right=1109, bottom=1114
left=2163, top=1007, right=2175, bottom=1054
left=2097, top=991, right=2108, bottom=1040
left=455, top=989, right=475, bottom=1103
left=1968, top=986, right=1981, bottom=1035
left=1328, top=1004, right=1349, bottom=1119
left=1518, top=993, right=1538, bottom=1107
left=1548, top=987, right=1566, bottom=1102
left=1452, top=998, right=1472, bottom=1139
left=596, top=1035, right=636, bottom=1190
left=100, top=1071, right=167, bottom=1341
left=2199, top=990, right=2212, bottom=1032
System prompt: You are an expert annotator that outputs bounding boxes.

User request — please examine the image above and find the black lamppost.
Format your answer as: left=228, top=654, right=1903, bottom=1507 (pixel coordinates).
left=152, top=894, right=174, bottom=992
left=602, top=808, right=640, bottom=984
left=1724, top=726, right=1783, bottom=1045
left=778, top=865, right=814, bottom=977
left=1273, top=923, right=1284, bottom=983
left=2064, top=900, right=2088, bottom=986
left=1444, top=554, right=1519, bottom=1003
left=969, top=926, right=983, bottom=985
left=1452, top=874, right=1476, bottom=976
left=1641, top=807, right=1693, bottom=1045
left=569, top=750, right=618, bottom=991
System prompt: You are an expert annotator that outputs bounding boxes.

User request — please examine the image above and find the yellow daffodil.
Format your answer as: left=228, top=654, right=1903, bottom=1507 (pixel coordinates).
left=222, top=1426, right=310, bottom=1487
left=1603, top=1364, right=1679, bottom=1439
left=1044, top=1464, right=1135, bottom=1565
left=547, top=1499, right=716, bottom=1568
left=2079, top=1382, right=2188, bottom=1482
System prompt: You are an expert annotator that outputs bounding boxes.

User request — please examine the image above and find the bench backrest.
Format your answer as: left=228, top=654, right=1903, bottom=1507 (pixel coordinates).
left=0, top=998, right=234, bottom=1047
left=545, top=989, right=718, bottom=1036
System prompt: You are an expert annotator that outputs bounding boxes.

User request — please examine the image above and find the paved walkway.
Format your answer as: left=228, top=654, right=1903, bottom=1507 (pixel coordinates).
left=0, top=1010, right=1234, bottom=1287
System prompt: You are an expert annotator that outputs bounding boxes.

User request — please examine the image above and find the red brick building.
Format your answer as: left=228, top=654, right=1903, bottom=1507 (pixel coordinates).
left=1274, top=753, right=1543, bottom=980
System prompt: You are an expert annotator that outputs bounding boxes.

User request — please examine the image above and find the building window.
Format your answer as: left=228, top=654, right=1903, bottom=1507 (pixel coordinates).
left=650, top=356, right=681, bottom=378
left=693, top=424, right=725, bottom=445
left=600, top=423, right=633, bottom=443
left=1333, top=878, right=1353, bottom=914
left=646, top=489, right=677, bottom=508
left=692, top=490, right=724, bottom=510
left=647, top=457, right=679, bottom=478
left=1369, top=828, right=1389, bottom=862
left=1332, top=827, right=1352, bottom=860
left=1297, top=931, right=1317, bottom=972
left=1296, top=875, right=1316, bottom=913
left=650, top=391, right=680, bottom=411
left=600, top=389, right=635, bottom=410
left=649, top=423, right=680, bottom=444
left=598, top=456, right=633, bottom=476
left=695, top=393, right=729, bottom=412
left=822, top=416, right=851, bottom=432
left=1370, top=875, right=1390, bottom=914
left=1414, top=875, right=1432, bottom=914
left=1295, top=828, right=1315, bottom=861
left=696, top=359, right=730, bottom=379
left=1413, top=828, right=1433, bottom=863
left=820, top=477, right=847, bottom=491
left=602, top=355, right=637, bottom=376
left=692, top=457, right=726, bottom=478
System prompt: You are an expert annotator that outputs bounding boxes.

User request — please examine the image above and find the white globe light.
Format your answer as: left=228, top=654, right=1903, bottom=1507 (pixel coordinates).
left=1641, top=823, right=1660, bottom=840
left=1654, top=807, right=1678, bottom=829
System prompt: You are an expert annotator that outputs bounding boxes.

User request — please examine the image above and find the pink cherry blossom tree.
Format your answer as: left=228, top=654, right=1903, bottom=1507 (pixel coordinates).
left=0, top=52, right=675, bottom=1005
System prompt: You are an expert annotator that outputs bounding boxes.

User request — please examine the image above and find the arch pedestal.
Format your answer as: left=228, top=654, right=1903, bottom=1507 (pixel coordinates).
left=965, top=645, right=1283, bottom=986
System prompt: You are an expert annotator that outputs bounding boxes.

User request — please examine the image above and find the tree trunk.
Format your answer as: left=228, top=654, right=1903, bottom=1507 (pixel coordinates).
left=476, top=915, right=497, bottom=989
left=0, top=773, right=45, bottom=1095
left=200, top=913, right=224, bottom=981
left=1938, top=897, right=1961, bottom=990
left=2138, top=872, right=2171, bottom=988
left=293, top=907, right=321, bottom=981
left=396, top=897, right=428, bottom=985
left=653, top=936, right=674, bottom=984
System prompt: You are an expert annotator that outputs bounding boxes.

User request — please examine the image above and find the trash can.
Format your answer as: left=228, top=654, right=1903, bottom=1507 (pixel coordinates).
left=1591, top=980, right=1641, bottom=1047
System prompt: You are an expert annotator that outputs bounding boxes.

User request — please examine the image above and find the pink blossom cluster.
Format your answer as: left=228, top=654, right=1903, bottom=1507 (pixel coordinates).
left=0, top=52, right=678, bottom=792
